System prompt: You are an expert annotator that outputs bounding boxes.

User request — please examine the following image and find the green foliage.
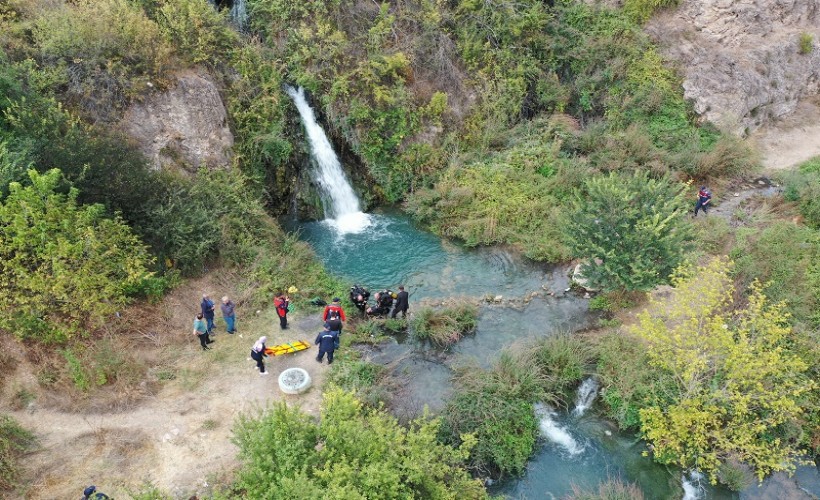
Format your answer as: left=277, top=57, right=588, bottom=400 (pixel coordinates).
left=232, top=390, right=486, bottom=499
left=530, top=334, right=595, bottom=404
left=563, top=170, right=693, bottom=292
left=0, top=169, right=154, bottom=342
left=410, top=302, right=479, bottom=348
left=799, top=32, right=814, bottom=55
left=440, top=352, right=546, bottom=478
left=154, top=0, right=238, bottom=66
left=622, top=0, right=679, bottom=24
left=566, top=478, right=645, bottom=500
left=781, top=160, right=820, bottom=229
left=632, top=259, right=815, bottom=481
left=0, top=415, right=35, bottom=491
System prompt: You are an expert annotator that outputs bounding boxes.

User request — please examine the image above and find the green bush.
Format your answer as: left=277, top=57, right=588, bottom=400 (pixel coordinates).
left=411, top=302, right=479, bottom=348
left=440, top=352, right=546, bottom=477
left=154, top=0, right=238, bottom=66
left=0, top=415, right=36, bottom=491
left=799, top=32, right=814, bottom=55
left=781, top=161, right=820, bottom=229
left=232, top=390, right=486, bottom=498
left=623, top=0, right=679, bottom=24
left=0, top=169, right=155, bottom=343
left=530, top=334, right=595, bottom=403
left=563, top=170, right=693, bottom=292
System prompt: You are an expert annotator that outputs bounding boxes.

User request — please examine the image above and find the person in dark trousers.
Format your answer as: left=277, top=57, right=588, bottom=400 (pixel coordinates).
left=391, top=285, right=409, bottom=318
left=220, top=295, right=236, bottom=334
left=325, top=311, right=342, bottom=335
left=82, top=485, right=110, bottom=499
left=694, top=186, right=712, bottom=217
left=322, top=297, right=347, bottom=323
left=250, top=336, right=269, bottom=375
left=193, top=313, right=214, bottom=350
left=315, top=325, right=338, bottom=364
left=349, top=284, right=370, bottom=314
left=201, top=294, right=216, bottom=334
left=274, top=293, right=289, bottom=329
left=367, top=290, right=394, bottom=316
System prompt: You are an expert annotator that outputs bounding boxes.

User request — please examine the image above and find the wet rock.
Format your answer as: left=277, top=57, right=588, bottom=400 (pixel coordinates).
left=572, top=263, right=600, bottom=292
left=494, top=295, right=503, bottom=303
left=121, top=70, right=234, bottom=172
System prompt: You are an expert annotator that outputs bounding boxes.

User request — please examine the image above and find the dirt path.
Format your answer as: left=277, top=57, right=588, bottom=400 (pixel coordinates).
left=753, top=96, right=820, bottom=170
left=7, top=304, right=330, bottom=499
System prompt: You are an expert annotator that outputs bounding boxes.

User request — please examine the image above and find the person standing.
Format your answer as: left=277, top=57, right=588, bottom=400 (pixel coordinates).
left=315, top=325, right=338, bottom=364
left=193, top=313, right=213, bottom=350
left=391, top=285, right=409, bottom=318
left=325, top=311, right=342, bottom=336
left=250, top=336, right=269, bottom=375
left=274, top=293, right=289, bottom=329
left=201, top=294, right=216, bottom=334
left=322, top=297, right=346, bottom=322
left=221, top=296, right=237, bottom=334
left=694, top=186, right=712, bottom=217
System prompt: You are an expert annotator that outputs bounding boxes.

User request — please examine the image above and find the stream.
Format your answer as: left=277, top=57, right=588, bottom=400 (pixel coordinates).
left=286, top=86, right=820, bottom=499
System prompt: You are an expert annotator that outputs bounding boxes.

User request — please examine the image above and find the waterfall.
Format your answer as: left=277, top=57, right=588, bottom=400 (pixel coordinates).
left=230, top=0, right=248, bottom=31
left=535, top=403, right=584, bottom=455
left=571, top=377, right=599, bottom=417
left=285, top=86, right=371, bottom=234
left=681, top=471, right=705, bottom=500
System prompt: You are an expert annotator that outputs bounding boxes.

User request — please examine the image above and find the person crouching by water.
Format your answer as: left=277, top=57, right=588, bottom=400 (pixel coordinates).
left=315, top=325, right=338, bottom=365
left=274, top=293, right=290, bottom=329
left=193, top=313, right=213, bottom=351
left=251, top=336, right=269, bottom=375
left=349, top=284, right=370, bottom=315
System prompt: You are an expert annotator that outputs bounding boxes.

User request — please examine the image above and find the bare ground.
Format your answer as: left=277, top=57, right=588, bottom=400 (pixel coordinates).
left=1, top=274, right=330, bottom=499
left=753, top=95, right=820, bottom=171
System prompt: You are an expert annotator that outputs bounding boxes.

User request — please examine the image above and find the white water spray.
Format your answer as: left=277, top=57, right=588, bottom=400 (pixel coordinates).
left=230, top=0, right=248, bottom=30
left=535, top=403, right=584, bottom=455
left=571, top=377, right=599, bottom=417
left=681, top=470, right=705, bottom=500
left=285, top=86, right=370, bottom=234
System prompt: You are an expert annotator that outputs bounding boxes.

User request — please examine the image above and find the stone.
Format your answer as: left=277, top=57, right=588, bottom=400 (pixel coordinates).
left=572, top=263, right=601, bottom=292
left=531, top=291, right=538, bottom=297
left=121, top=70, right=234, bottom=172
left=493, top=295, right=503, bottom=303
left=734, top=192, right=740, bottom=197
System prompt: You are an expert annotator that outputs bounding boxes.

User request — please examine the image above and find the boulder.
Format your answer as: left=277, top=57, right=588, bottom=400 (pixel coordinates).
left=121, top=70, right=234, bottom=172
left=572, top=263, right=601, bottom=292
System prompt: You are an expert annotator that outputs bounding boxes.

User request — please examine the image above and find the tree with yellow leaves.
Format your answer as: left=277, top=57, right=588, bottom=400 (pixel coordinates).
left=631, top=258, right=815, bottom=481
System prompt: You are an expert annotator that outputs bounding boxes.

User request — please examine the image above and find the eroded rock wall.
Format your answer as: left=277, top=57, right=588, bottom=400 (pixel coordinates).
left=122, top=70, right=234, bottom=172
left=647, top=0, right=820, bottom=135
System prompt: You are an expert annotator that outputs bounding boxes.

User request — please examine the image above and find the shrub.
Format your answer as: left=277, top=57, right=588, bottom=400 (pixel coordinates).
left=411, top=302, right=479, bottom=348
left=623, top=0, right=679, bottom=24
left=799, top=32, right=814, bottom=55
left=566, top=478, right=645, bottom=500
left=232, top=390, right=486, bottom=498
left=0, top=169, right=155, bottom=343
left=154, top=0, right=238, bottom=66
left=781, top=162, right=820, bottom=229
left=563, top=170, right=693, bottom=292
left=530, top=334, right=595, bottom=403
left=0, top=415, right=36, bottom=490
left=632, top=258, right=815, bottom=481
left=440, top=351, right=546, bottom=478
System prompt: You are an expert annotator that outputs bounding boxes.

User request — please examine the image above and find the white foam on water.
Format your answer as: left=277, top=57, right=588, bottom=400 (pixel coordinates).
left=286, top=86, right=370, bottom=235
left=571, top=377, right=599, bottom=417
left=682, top=470, right=705, bottom=500
left=535, top=403, right=584, bottom=455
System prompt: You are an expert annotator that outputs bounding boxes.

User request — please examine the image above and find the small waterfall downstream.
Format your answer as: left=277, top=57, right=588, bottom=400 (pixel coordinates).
left=534, top=403, right=584, bottom=455
left=230, top=0, right=248, bottom=31
left=682, top=471, right=706, bottom=500
left=286, top=86, right=370, bottom=234
left=571, top=377, right=599, bottom=417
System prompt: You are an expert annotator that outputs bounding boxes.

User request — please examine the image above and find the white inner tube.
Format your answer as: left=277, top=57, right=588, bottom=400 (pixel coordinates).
left=278, top=368, right=312, bottom=395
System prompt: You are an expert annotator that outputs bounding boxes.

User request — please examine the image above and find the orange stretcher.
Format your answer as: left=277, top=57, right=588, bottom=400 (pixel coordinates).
left=264, top=340, right=311, bottom=356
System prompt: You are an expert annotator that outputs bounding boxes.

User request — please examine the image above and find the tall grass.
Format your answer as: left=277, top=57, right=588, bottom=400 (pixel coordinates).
left=566, top=478, right=645, bottom=500
left=411, top=302, right=478, bottom=348
left=530, top=334, right=596, bottom=405
left=0, top=415, right=36, bottom=490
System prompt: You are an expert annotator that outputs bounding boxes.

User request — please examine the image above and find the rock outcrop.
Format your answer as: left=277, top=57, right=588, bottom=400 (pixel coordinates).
left=647, top=0, right=820, bottom=135
left=121, top=70, right=233, bottom=172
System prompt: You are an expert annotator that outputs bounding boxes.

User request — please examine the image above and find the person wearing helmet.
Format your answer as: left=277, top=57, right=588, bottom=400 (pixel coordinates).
left=349, top=284, right=370, bottom=314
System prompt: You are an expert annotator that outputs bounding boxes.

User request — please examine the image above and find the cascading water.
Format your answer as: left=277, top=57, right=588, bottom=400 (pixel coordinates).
left=534, top=403, right=584, bottom=455
left=571, top=377, right=599, bottom=417
left=681, top=471, right=705, bottom=500
left=230, top=0, right=248, bottom=31
left=285, top=86, right=371, bottom=234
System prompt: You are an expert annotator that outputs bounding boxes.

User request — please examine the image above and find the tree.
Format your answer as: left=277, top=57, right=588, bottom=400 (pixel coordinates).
left=563, top=170, right=692, bottom=291
left=631, top=258, right=815, bottom=481
left=0, top=169, right=154, bottom=342
left=231, top=389, right=486, bottom=499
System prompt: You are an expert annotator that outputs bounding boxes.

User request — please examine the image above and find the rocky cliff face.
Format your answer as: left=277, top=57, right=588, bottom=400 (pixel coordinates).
left=121, top=71, right=234, bottom=172
left=647, top=0, right=820, bottom=135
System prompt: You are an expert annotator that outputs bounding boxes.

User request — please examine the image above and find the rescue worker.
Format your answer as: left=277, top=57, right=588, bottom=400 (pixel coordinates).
left=391, top=285, right=409, bottom=318
left=274, top=293, right=289, bottom=330
left=250, top=336, right=269, bottom=375
left=367, top=290, right=395, bottom=316
left=694, top=186, right=712, bottom=217
left=315, top=325, right=338, bottom=364
left=349, top=284, right=370, bottom=314
left=322, top=297, right=347, bottom=322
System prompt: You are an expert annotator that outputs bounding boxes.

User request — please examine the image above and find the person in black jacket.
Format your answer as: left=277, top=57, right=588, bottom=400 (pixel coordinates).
left=315, top=325, right=338, bottom=364
left=391, top=285, right=409, bottom=318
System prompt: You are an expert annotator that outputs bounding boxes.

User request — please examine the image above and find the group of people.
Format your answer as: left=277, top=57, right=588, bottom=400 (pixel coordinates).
left=349, top=284, right=409, bottom=318
left=192, top=294, right=237, bottom=351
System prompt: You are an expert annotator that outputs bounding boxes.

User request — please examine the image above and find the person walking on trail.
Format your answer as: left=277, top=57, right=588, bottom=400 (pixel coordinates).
left=221, top=296, right=237, bottom=334
left=250, top=336, right=269, bottom=375
left=323, top=297, right=346, bottom=322
left=193, top=313, right=213, bottom=351
left=694, top=186, right=712, bottom=217
left=391, top=285, right=409, bottom=318
left=82, top=485, right=109, bottom=499
left=201, top=294, right=216, bottom=334
left=315, top=325, right=338, bottom=364
left=274, top=293, right=290, bottom=330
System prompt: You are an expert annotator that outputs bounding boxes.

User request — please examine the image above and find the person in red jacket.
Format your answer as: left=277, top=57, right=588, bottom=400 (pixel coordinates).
left=274, top=293, right=289, bottom=330
left=322, top=297, right=346, bottom=322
